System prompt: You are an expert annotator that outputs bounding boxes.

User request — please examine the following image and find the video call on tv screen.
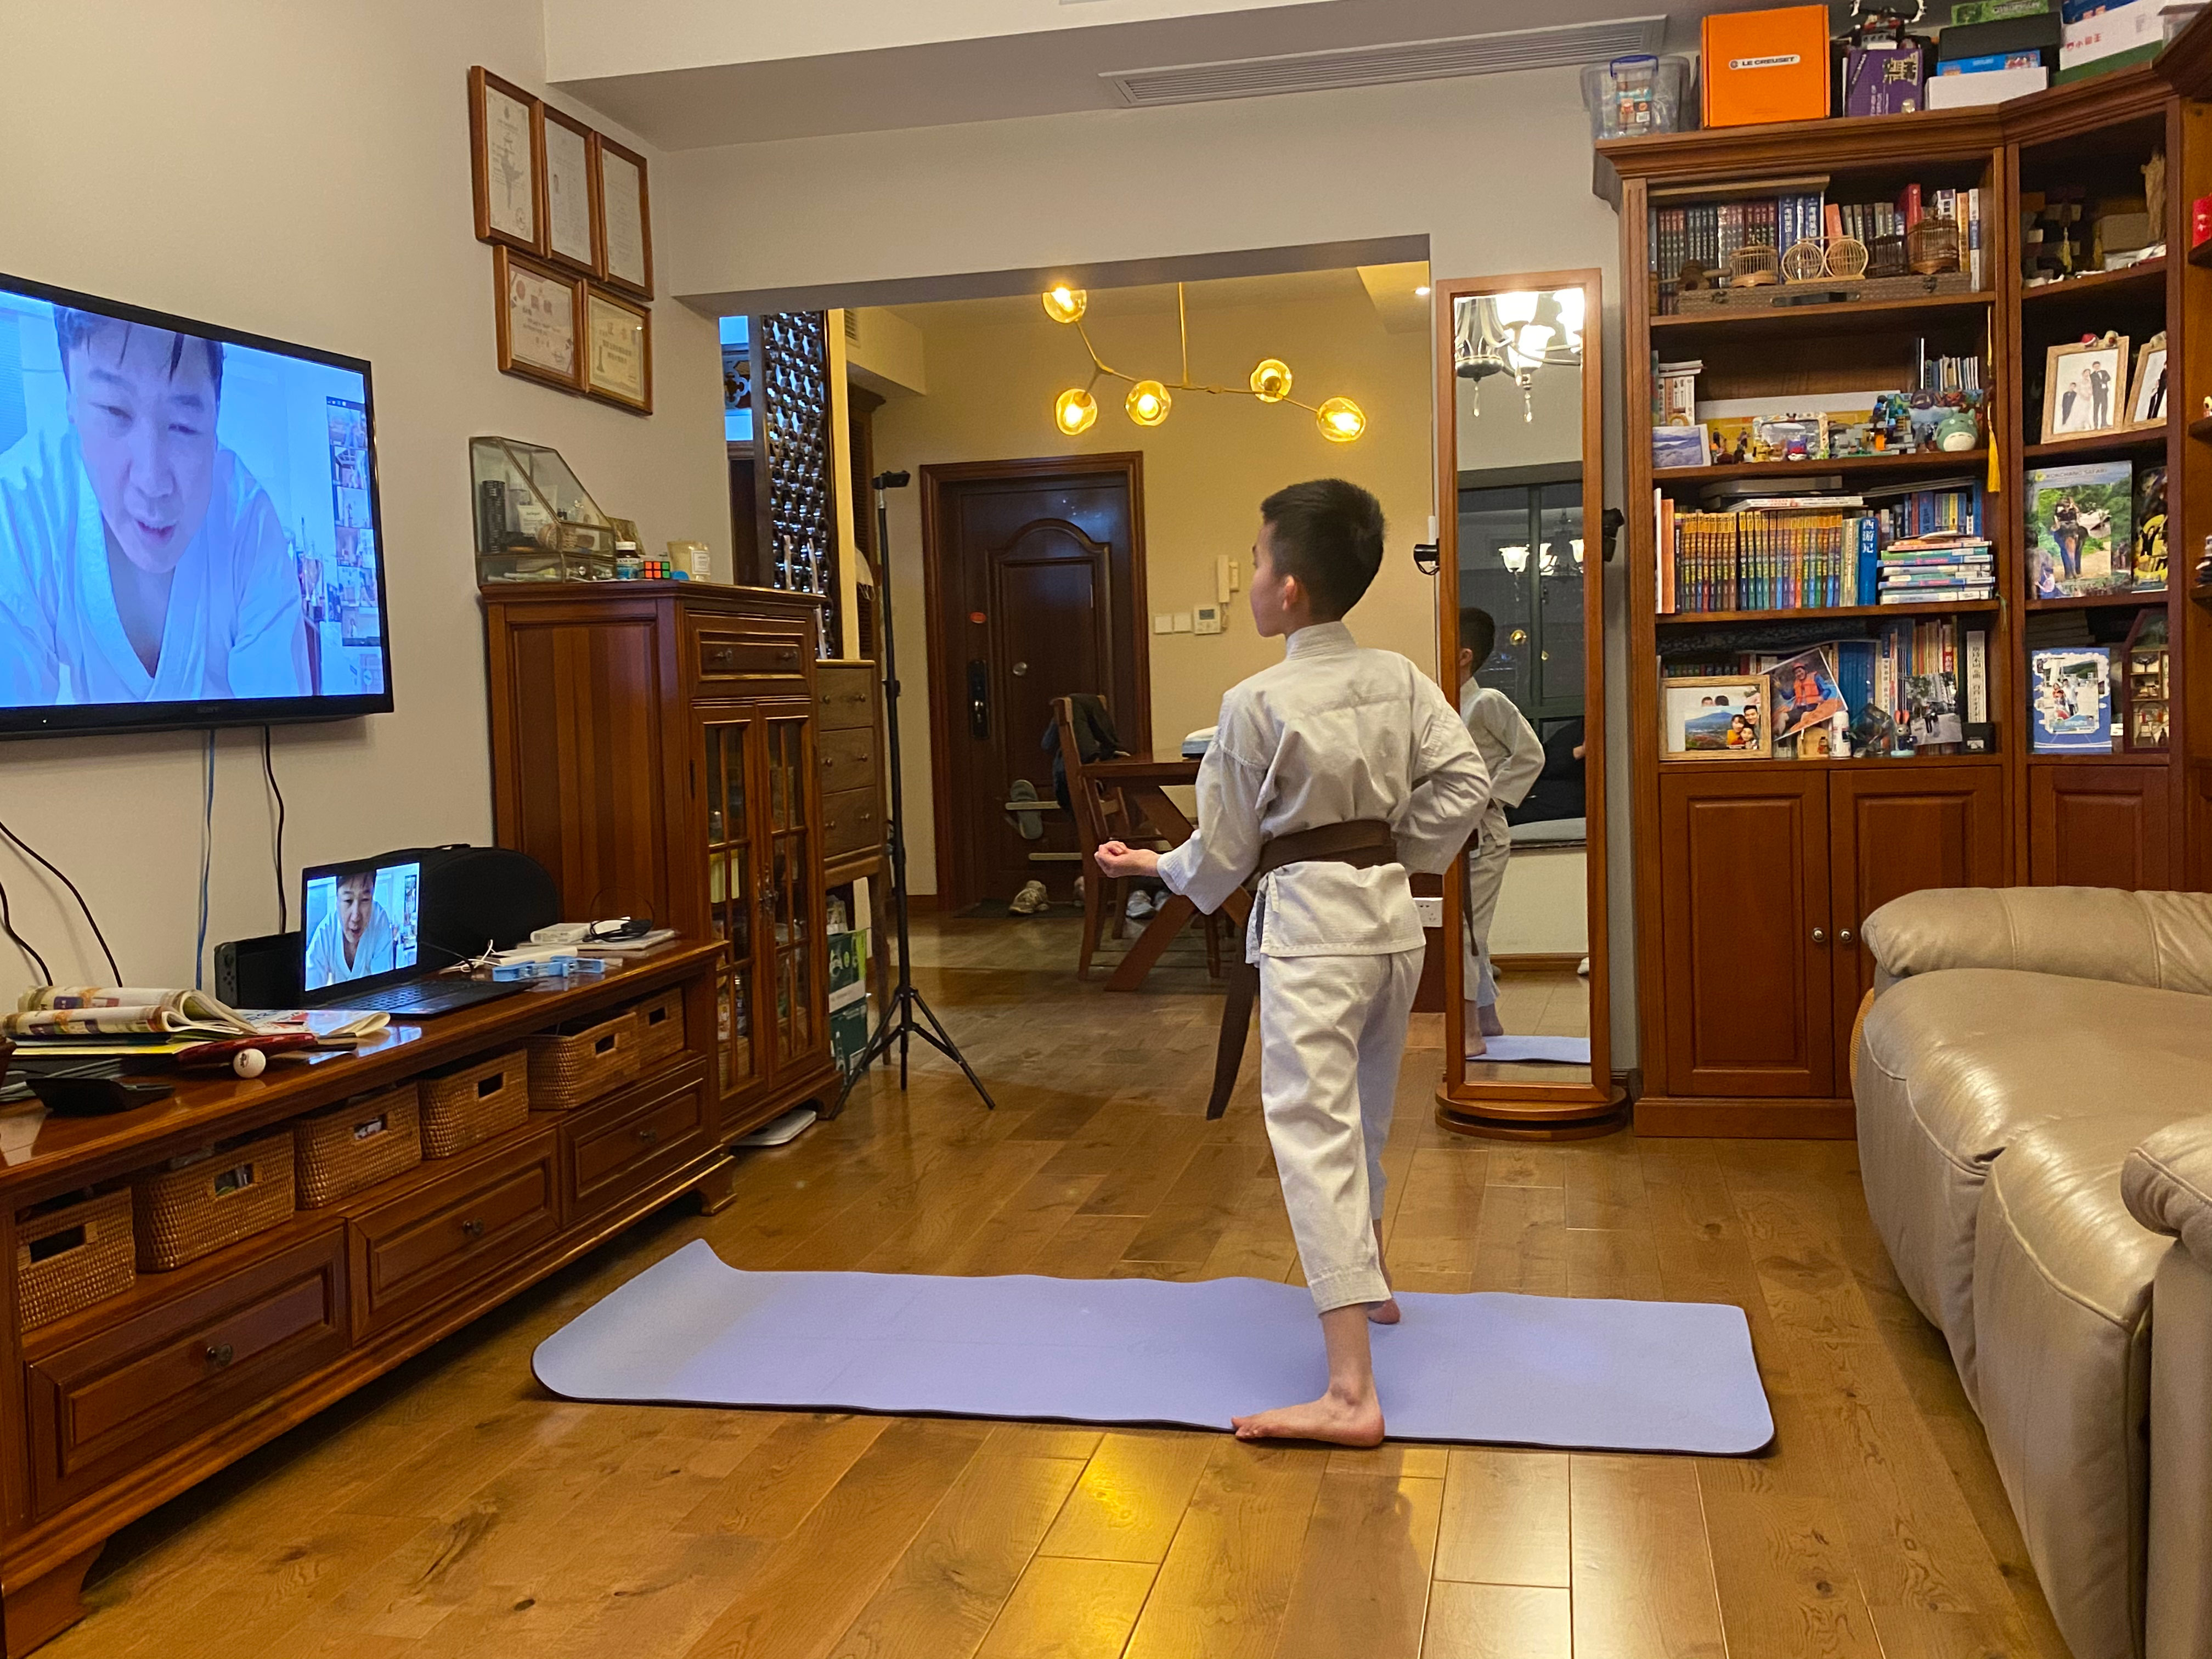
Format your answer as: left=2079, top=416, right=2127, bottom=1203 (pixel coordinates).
left=0, top=270, right=393, bottom=737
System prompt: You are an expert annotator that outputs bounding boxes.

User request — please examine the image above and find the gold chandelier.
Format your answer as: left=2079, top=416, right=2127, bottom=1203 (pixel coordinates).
left=1044, top=283, right=1365, bottom=444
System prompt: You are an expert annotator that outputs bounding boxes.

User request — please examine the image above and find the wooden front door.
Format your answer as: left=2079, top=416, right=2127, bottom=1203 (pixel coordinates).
left=1829, top=765, right=2006, bottom=1071
left=924, top=458, right=1148, bottom=909
left=1658, top=769, right=1833, bottom=1100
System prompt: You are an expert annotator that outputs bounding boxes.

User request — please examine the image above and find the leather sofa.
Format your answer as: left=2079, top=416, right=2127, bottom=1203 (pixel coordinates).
left=1853, top=887, right=2212, bottom=1659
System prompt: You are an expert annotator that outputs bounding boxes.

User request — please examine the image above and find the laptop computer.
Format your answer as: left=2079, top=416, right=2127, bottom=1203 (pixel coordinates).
left=299, top=855, right=523, bottom=1018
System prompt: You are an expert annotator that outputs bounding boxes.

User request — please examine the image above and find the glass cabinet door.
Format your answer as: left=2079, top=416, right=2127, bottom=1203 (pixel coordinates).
left=765, top=715, right=822, bottom=1066
left=702, top=718, right=758, bottom=1096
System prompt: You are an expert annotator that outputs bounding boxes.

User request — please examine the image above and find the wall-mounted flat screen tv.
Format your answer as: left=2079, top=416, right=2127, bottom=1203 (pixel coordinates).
left=0, top=269, right=392, bottom=737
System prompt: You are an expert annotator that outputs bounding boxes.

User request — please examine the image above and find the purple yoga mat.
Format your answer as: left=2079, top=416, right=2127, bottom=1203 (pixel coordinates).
left=534, top=1240, right=1773, bottom=1453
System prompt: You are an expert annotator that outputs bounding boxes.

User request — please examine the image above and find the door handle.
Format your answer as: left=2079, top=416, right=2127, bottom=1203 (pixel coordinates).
left=1810, top=928, right=1828, bottom=945
left=967, top=660, right=989, bottom=739
left=1838, top=928, right=1855, bottom=947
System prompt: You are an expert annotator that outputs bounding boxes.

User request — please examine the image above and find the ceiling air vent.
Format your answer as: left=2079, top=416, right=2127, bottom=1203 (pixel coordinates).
left=1104, top=16, right=1667, bottom=107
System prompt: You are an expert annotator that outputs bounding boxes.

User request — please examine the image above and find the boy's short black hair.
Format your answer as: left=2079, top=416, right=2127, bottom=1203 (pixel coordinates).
left=1259, top=478, right=1385, bottom=620
left=1459, top=606, right=1496, bottom=672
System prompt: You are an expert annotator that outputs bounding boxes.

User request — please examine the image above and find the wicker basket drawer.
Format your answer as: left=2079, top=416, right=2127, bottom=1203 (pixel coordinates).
left=26, top=1227, right=346, bottom=1517
left=526, top=1010, right=639, bottom=1111
left=16, top=1190, right=134, bottom=1331
left=296, top=1088, right=423, bottom=1207
left=133, top=1132, right=297, bottom=1272
left=557, top=1073, right=708, bottom=1226
left=632, top=990, right=686, bottom=1070
left=346, top=1127, right=557, bottom=1339
left=419, top=1049, right=530, bottom=1159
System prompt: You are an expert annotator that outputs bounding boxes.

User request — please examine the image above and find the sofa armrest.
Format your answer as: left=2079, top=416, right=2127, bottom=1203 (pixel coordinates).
left=1862, top=887, right=2212, bottom=996
left=2125, top=1120, right=2212, bottom=1269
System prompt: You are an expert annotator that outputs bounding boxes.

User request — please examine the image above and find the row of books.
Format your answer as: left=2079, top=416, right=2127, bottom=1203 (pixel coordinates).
left=1915, top=341, right=1983, bottom=393
left=1649, top=182, right=1984, bottom=312
left=1664, top=620, right=1988, bottom=759
left=1655, top=486, right=1985, bottom=615
left=1879, top=534, right=1995, bottom=604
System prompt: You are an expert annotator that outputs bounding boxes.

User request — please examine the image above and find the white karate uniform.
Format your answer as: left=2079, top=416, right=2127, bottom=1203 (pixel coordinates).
left=0, top=426, right=309, bottom=706
left=1458, top=685, right=1545, bottom=1008
left=304, top=905, right=400, bottom=989
left=1159, top=622, right=1490, bottom=1312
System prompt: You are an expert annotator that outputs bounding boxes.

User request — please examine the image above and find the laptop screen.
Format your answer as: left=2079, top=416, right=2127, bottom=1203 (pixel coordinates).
left=301, top=857, right=422, bottom=995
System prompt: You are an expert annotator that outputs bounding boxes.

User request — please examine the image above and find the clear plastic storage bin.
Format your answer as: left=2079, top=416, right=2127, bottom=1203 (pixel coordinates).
left=1581, top=55, right=1694, bottom=140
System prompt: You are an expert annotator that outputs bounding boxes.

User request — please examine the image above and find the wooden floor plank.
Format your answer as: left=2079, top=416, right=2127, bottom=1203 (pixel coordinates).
left=1420, top=1582, right=1571, bottom=1659
left=1120, top=1442, right=1327, bottom=1659
left=1039, top=1431, right=1217, bottom=1564
left=1568, top=1454, right=1728, bottom=1659
left=1273, top=1472, right=1444, bottom=1659
left=1432, top=1449, right=1570, bottom=1589
left=1700, top=1488, right=1886, bottom=1659
left=972, top=1558, right=1157, bottom=1659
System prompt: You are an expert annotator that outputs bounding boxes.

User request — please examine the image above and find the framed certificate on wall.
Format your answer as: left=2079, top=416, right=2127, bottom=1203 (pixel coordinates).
left=584, top=286, right=652, bottom=414
left=469, top=66, right=542, bottom=252
left=494, top=247, right=582, bottom=391
left=540, top=105, right=598, bottom=275
left=592, top=134, right=654, bottom=299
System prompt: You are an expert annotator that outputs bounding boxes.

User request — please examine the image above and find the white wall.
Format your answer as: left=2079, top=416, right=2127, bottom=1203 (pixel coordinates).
left=0, top=2, right=729, bottom=988
left=656, top=65, right=1638, bottom=1058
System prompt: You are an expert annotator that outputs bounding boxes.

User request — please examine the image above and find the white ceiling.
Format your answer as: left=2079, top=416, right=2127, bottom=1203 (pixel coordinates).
left=550, top=0, right=1697, bottom=148
left=887, top=261, right=1429, bottom=334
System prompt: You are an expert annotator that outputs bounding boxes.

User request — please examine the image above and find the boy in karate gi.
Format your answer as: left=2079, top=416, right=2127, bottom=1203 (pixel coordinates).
left=1097, top=479, right=1489, bottom=1446
left=1455, top=607, right=1545, bottom=1055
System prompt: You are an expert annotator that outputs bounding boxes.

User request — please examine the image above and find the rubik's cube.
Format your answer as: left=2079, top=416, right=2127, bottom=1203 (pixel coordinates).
left=641, top=556, right=673, bottom=579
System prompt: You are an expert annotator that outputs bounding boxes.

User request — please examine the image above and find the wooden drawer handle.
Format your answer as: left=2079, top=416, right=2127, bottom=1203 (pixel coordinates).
left=636, top=1126, right=660, bottom=1145
left=460, top=1218, right=485, bottom=1238
left=205, top=1343, right=235, bottom=1369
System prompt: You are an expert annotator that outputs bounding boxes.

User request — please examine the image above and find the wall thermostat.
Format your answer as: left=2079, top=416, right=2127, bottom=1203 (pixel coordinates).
left=1193, top=603, right=1224, bottom=635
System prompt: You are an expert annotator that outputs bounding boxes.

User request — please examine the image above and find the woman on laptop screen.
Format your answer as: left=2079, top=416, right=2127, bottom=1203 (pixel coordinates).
left=304, top=864, right=415, bottom=989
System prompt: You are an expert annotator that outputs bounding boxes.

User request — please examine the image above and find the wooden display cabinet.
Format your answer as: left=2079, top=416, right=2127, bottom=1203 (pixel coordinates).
left=1599, top=63, right=2201, bottom=1136
left=483, top=582, right=838, bottom=1133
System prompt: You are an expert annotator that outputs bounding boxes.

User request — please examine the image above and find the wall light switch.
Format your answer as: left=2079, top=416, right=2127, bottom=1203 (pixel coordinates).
left=1171, top=612, right=1193, bottom=633
left=1215, top=555, right=1238, bottom=602
left=1193, top=603, right=1224, bottom=635
left=1153, top=614, right=1172, bottom=634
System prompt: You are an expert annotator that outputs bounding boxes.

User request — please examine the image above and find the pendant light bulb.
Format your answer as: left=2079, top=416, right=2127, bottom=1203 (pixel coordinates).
left=1126, top=380, right=1172, bottom=427
left=1316, top=396, right=1365, bottom=444
left=1249, top=358, right=1293, bottom=403
left=1053, top=387, right=1098, bottom=435
left=1042, top=285, right=1087, bottom=324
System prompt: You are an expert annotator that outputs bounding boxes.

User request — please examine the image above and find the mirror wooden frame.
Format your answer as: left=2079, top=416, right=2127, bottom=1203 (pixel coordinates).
left=1431, top=269, right=1627, bottom=1138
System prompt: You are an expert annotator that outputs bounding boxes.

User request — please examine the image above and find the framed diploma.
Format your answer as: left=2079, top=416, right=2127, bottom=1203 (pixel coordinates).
left=584, top=286, right=653, bottom=414
left=592, top=133, right=654, bottom=299
left=494, top=247, right=582, bottom=392
left=540, top=105, right=597, bottom=275
left=469, top=66, right=543, bottom=252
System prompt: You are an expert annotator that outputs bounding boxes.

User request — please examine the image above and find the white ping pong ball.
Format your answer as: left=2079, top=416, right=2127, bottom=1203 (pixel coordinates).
left=233, top=1049, right=267, bottom=1079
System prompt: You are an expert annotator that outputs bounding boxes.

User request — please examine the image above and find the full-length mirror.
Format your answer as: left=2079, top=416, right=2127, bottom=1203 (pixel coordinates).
left=1434, top=272, right=1622, bottom=1135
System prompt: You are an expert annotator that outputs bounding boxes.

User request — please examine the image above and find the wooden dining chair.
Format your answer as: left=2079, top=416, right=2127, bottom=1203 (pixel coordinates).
left=1052, top=696, right=1132, bottom=979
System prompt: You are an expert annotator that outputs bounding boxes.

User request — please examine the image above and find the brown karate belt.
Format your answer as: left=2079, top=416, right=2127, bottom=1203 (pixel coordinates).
left=1205, top=819, right=1398, bottom=1119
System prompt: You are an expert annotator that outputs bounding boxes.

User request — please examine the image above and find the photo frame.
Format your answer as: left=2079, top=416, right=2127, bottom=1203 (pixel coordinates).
left=2041, top=336, right=2128, bottom=442
left=2128, top=338, right=2168, bottom=428
left=494, top=247, right=583, bottom=392
left=583, top=285, right=653, bottom=414
left=469, top=66, right=543, bottom=252
left=539, top=104, right=599, bottom=276
left=591, top=133, right=654, bottom=299
left=1662, top=677, right=1770, bottom=758
left=1767, top=646, right=1848, bottom=740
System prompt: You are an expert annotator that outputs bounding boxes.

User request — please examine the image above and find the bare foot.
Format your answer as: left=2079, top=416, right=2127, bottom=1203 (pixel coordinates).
left=1232, top=1390, right=1385, bottom=1447
left=1479, top=1003, right=1506, bottom=1037
left=1466, top=1031, right=1487, bottom=1057
left=1368, top=1220, right=1400, bottom=1324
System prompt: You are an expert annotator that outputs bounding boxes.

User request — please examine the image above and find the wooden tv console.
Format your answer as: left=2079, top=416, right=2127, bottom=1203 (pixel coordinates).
left=0, top=943, right=771, bottom=1655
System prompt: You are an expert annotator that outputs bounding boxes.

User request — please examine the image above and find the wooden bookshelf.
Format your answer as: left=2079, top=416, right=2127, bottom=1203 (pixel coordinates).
left=1596, top=60, right=2203, bottom=1138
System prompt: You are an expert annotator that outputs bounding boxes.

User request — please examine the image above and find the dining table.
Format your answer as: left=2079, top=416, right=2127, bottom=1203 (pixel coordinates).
left=1083, top=753, right=1251, bottom=992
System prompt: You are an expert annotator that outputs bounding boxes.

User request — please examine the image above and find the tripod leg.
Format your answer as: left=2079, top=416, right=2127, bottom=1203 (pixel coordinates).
left=906, top=989, right=998, bottom=1110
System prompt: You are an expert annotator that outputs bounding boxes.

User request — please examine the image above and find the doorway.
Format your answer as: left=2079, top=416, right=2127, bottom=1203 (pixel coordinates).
left=922, top=455, right=1149, bottom=910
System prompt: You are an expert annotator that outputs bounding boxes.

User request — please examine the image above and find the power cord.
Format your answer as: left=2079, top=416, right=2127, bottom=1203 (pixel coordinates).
left=0, top=876, right=52, bottom=985
left=262, top=725, right=287, bottom=932
left=195, top=729, right=216, bottom=991
left=0, top=816, right=121, bottom=984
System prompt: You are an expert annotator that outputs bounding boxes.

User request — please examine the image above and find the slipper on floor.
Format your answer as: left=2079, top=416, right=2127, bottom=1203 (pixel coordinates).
left=1007, top=777, right=1045, bottom=840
